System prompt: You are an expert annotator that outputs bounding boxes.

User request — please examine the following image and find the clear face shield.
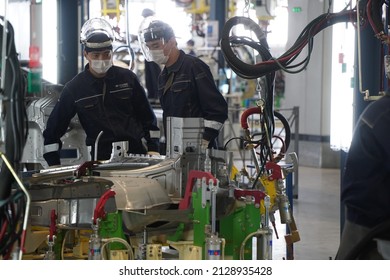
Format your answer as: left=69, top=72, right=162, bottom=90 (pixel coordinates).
left=139, top=37, right=168, bottom=62
left=80, top=18, right=115, bottom=49
left=138, top=18, right=169, bottom=62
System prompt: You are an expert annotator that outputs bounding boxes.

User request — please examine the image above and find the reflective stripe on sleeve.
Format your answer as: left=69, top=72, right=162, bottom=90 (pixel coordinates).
left=204, top=119, right=223, bottom=131
left=43, top=143, right=60, bottom=154
left=150, top=130, right=160, bottom=138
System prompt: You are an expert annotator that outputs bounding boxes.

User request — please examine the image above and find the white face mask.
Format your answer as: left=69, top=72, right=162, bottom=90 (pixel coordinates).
left=90, top=59, right=113, bottom=74
left=149, top=49, right=169, bottom=65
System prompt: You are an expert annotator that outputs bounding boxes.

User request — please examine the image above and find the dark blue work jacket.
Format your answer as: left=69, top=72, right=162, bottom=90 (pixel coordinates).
left=342, top=93, right=390, bottom=228
left=43, top=64, right=158, bottom=162
left=157, top=50, right=228, bottom=142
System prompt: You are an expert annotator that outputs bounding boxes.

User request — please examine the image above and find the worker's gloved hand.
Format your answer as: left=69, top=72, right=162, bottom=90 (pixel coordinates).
left=43, top=151, right=61, bottom=167
left=201, top=127, right=219, bottom=151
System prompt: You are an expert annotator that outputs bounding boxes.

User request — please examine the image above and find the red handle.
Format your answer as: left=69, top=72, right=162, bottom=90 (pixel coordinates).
left=233, top=188, right=266, bottom=207
left=49, top=209, right=57, bottom=241
left=240, top=107, right=262, bottom=129
left=93, top=190, right=116, bottom=224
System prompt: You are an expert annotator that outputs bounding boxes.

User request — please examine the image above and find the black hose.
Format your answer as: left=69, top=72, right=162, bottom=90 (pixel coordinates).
left=0, top=17, right=16, bottom=200
left=274, top=111, right=291, bottom=151
left=228, top=35, right=276, bottom=137
left=0, top=17, right=27, bottom=192
left=0, top=17, right=27, bottom=260
left=367, top=0, right=385, bottom=35
left=221, top=10, right=357, bottom=79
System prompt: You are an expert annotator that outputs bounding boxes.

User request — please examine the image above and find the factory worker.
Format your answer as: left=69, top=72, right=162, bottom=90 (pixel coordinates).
left=43, top=17, right=159, bottom=166
left=138, top=19, right=228, bottom=152
left=336, top=91, right=390, bottom=259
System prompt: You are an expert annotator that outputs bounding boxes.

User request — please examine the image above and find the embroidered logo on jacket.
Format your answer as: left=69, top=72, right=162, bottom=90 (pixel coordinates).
left=115, top=83, right=129, bottom=89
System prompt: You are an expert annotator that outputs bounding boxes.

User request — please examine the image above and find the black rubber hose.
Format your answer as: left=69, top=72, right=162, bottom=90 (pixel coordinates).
left=221, top=11, right=357, bottom=79
left=274, top=111, right=291, bottom=152
left=0, top=17, right=26, bottom=200
left=367, top=0, right=385, bottom=34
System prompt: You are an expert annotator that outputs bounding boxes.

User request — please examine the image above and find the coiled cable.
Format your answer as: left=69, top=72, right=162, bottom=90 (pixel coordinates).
left=221, top=10, right=357, bottom=79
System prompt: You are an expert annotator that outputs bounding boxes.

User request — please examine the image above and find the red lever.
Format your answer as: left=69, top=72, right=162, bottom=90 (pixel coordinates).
left=179, top=170, right=217, bottom=210
left=93, top=190, right=116, bottom=224
left=265, top=161, right=283, bottom=180
left=49, top=209, right=57, bottom=242
left=233, top=188, right=266, bottom=207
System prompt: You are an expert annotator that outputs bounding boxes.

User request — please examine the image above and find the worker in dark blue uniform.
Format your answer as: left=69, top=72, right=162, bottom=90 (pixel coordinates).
left=336, top=92, right=390, bottom=259
left=43, top=18, right=159, bottom=166
left=140, top=8, right=162, bottom=103
left=138, top=19, right=228, bottom=151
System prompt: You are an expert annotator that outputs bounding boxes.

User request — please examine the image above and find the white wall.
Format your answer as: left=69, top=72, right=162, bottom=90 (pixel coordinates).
left=284, top=0, right=328, bottom=136
left=283, top=0, right=339, bottom=167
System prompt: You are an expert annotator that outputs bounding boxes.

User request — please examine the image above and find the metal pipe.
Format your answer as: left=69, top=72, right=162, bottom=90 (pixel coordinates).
left=356, top=0, right=369, bottom=97
left=211, top=180, right=217, bottom=234
left=94, top=131, right=104, bottom=161
left=227, top=150, right=233, bottom=180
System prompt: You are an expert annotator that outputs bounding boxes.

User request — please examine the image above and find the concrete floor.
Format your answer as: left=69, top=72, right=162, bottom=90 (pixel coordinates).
left=273, top=166, right=341, bottom=260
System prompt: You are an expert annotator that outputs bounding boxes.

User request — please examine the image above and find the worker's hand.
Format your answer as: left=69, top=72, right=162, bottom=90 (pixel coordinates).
left=200, top=139, right=210, bottom=152
left=202, top=127, right=218, bottom=151
left=147, top=151, right=160, bottom=156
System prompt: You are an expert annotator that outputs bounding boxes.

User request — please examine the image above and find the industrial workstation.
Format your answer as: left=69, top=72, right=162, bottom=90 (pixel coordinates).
left=0, top=0, right=388, bottom=261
